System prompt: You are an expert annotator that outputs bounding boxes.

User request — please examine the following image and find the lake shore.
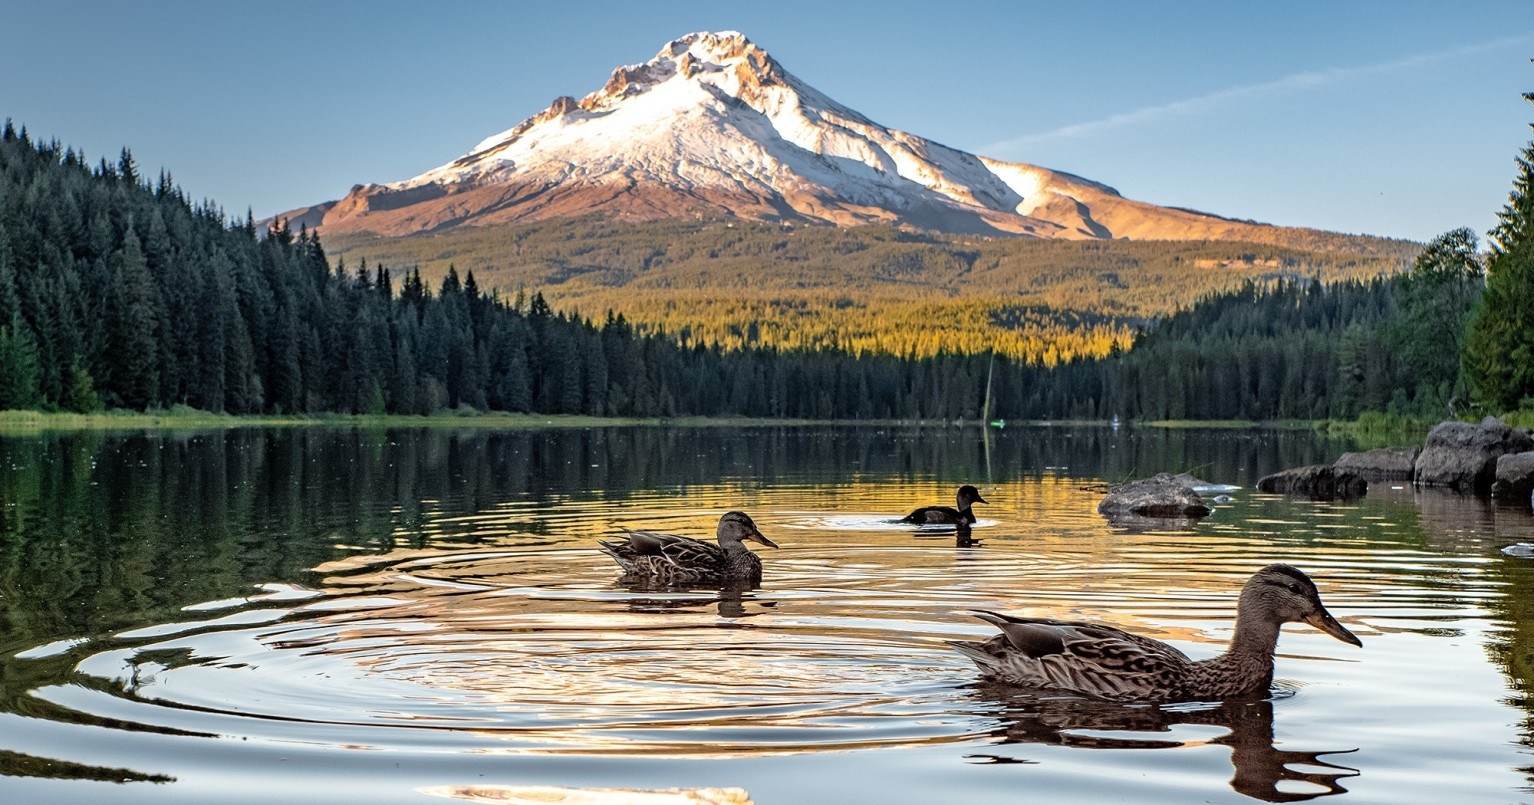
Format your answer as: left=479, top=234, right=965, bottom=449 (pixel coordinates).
left=0, top=407, right=1442, bottom=436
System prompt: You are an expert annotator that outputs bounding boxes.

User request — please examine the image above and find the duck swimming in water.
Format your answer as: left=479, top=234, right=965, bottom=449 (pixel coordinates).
left=949, top=563, right=1361, bottom=703
left=901, top=485, right=987, bottom=526
left=599, top=511, right=778, bottom=586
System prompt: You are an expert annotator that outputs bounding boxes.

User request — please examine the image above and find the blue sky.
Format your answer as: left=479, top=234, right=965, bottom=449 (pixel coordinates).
left=3, top=0, right=1530, bottom=241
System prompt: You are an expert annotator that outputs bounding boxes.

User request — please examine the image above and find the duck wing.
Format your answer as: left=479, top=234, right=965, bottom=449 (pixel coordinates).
left=900, top=505, right=963, bottom=524
left=601, top=528, right=726, bottom=572
left=955, top=610, right=1193, bottom=701
left=973, top=610, right=1191, bottom=663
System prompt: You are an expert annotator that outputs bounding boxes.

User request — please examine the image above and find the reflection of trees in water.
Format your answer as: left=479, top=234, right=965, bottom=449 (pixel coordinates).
left=1471, top=511, right=1534, bottom=792
left=964, top=686, right=1358, bottom=802
left=0, top=749, right=174, bottom=784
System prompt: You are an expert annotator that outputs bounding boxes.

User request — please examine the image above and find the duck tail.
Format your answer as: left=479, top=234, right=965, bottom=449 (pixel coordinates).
left=967, top=609, right=1015, bottom=629
left=947, top=640, right=1000, bottom=671
left=596, top=540, right=624, bottom=562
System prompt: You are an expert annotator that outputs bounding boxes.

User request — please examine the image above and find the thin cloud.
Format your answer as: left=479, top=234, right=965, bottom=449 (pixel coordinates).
left=982, top=34, right=1534, bottom=154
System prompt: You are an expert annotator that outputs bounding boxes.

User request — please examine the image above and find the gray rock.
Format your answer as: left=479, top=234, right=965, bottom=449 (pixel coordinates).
left=1414, top=419, right=1534, bottom=492
left=1491, top=451, right=1534, bottom=500
left=1098, top=473, right=1212, bottom=518
left=1334, top=446, right=1420, bottom=481
left=1158, top=472, right=1239, bottom=493
left=1257, top=465, right=1368, bottom=500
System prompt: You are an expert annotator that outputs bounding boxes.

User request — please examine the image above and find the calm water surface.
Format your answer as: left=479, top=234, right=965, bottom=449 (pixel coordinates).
left=2, top=425, right=1534, bottom=804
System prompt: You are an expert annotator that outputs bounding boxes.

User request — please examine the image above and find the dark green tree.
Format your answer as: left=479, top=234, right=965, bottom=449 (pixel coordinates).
left=0, top=312, right=42, bottom=409
left=1465, top=85, right=1534, bottom=412
left=101, top=230, right=162, bottom=409
left=1395, top=227, right=1483, bottom=413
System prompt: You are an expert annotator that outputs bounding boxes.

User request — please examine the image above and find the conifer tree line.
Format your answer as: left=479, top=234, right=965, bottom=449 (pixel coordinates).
left=1, top=109, right=1531, bottom=422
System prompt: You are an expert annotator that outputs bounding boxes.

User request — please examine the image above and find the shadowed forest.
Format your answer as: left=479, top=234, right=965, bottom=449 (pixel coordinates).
left=1, top=112, right=1531, bottom=423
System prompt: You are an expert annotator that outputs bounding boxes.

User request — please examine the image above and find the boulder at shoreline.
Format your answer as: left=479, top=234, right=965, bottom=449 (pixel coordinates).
left=1414, top=418, right=1534, bottom=492
left=1333, top=446, right=1419, bottom=481
left=1258, top=465, right=1368, bottom=500
left=1492, top=452, right=1534, bottom=501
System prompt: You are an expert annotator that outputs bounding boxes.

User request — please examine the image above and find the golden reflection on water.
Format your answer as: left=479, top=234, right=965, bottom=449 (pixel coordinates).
left=6, top=427, right=1534, bottom=802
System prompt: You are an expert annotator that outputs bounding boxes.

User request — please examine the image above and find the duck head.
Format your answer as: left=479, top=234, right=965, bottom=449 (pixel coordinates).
left=957, top=485, right=988, bottom=510
left=716, top=510, right=778, bottom=548
left=1241, top=564, right=1361, bottom=647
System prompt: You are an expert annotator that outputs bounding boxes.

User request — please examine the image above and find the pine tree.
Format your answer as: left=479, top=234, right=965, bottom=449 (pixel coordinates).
left=102, top=229, right=162, bottom=409
left=0, top=312, right=42, bottom=410
left=1395, top=227, right=1482, bottom=413
left=1465, top=85, right=1534, bottom=412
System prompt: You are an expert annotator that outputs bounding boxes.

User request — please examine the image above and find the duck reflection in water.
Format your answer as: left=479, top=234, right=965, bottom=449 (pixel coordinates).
left=954, top=522, right=981, bottom=548
left=619, top=581, right=774, bottom=619
left=963, top=687, right=1359, bottom=802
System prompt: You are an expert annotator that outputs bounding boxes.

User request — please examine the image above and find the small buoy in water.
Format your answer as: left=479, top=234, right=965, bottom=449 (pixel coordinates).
left=1502, top=543, right=1534, bottom=558
left=1212, top=494, right=1234, bottom=504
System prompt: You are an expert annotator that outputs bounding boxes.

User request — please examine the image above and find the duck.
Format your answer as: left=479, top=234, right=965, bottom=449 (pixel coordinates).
left=948, top=563, right=1361, bottom=703
left=598, top=511, right=778, bottom=586
left=901, top=484, right=988, bottom=526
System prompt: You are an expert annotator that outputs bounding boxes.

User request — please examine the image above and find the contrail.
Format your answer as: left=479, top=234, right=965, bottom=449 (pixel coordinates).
left=982, top=33, right=1534, bottom=154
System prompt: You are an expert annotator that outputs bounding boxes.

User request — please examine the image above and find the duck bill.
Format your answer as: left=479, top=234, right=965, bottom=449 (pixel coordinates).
left=1304, top=608, right=1362, bottom=647
left=974, top=494, right=989, bottom=505
left=750, top=530, right=779, bottom=549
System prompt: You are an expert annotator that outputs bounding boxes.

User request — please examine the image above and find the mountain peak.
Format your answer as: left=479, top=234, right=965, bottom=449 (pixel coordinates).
left=290, top=31, right=1333, bottom=243
left=580, top=30, right=788, bottom=116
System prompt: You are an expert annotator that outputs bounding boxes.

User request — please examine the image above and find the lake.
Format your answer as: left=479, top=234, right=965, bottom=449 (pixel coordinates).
left=2, top=424, right=1533, bottom=804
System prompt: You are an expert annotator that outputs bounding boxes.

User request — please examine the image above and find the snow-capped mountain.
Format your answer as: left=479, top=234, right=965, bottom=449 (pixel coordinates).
left=283, top=31, right=1296, bottom=240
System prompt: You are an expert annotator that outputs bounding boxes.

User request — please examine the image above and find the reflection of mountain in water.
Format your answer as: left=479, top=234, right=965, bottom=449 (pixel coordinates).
left=964, top=686, right=1358, bottom=802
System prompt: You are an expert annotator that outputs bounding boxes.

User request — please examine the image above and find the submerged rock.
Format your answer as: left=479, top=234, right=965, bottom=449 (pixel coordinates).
left=1098, top=473, right=1212, bottom=518
left=1257, top=465, right=1368, bottom=500
left=1492, top=451, right=1534, bottom=501
left=1333, top=446, right=1420, bottom=481
left=1414, top=418, right=1534, bottom=492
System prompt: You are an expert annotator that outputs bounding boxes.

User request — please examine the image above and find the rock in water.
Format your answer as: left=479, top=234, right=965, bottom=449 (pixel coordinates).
left=1414, top=418, right=1534, bottom=492
left=1257, top=465, right=1368, bottom=500
left=1098, top=474, right=1212, bottom=517
left=1333, top=446, right=1420, bottom=481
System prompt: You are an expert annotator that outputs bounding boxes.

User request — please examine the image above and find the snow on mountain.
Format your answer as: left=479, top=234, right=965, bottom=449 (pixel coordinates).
left=288, top=31, right=1290, bottom=241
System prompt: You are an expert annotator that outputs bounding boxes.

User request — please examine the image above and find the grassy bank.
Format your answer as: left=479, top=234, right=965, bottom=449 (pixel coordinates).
left=0, top=407, right=1009, bottom=434
left=1310, top=410, right=1534, bottom=448
left=11, top=407, right=1523, bottom=438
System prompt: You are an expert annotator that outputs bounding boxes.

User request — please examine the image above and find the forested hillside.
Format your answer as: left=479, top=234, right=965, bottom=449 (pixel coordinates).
left=0, top=122, right=1020, bottom=419
left=0, top=122, right=1475, bottom=423
left=326, top=218, right=1417, bottom=364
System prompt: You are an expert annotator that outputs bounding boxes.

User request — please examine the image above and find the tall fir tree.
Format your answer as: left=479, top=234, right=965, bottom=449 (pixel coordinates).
left=101, top=229, right=162, bottom=409
left=1464, top=84, right=1534, bottom=412
left=0, top=312, right=42, bottom=410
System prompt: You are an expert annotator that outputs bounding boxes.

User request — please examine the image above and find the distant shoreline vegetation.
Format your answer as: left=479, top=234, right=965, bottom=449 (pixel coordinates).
left=0, top=406, right=1427, bottom=436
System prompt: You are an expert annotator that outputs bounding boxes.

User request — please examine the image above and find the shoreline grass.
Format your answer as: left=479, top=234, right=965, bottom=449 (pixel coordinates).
left=0, top=407, right=1426, bottom=435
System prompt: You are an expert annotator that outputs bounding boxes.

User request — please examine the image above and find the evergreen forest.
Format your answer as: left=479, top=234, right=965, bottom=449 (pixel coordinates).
left=1, top=109, right=1532, bottom=423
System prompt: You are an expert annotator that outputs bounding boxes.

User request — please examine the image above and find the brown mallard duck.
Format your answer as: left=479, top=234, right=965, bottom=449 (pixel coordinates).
left=900, top=484, right=988, bottom=526
left=599, top=511, right=778, bottom=586
left=949, top=564, right=1361, bottom=703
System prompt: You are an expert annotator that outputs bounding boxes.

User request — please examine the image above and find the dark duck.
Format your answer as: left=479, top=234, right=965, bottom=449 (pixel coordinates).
left=900, top=484, right=988, bottom=526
